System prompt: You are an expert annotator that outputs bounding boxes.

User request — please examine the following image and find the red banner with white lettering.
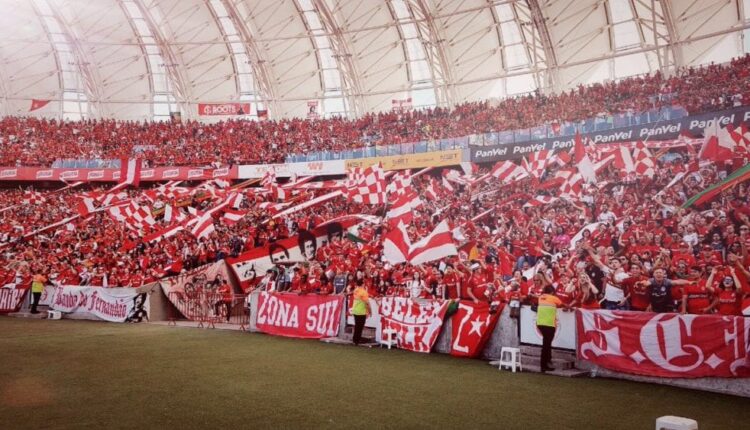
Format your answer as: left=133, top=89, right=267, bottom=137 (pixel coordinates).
left=256, top=292, right=343, bottom=339
left=198, top=103, right=251, bottom=116
left=450, top=301, right=503, bottom=358
left=0, top=288, right=27, bottom=313
left=0, top=166, right=238, bottom=182
left=378, top=297, right=449, bottom=353
left=577, top=310, right=750, bottom=378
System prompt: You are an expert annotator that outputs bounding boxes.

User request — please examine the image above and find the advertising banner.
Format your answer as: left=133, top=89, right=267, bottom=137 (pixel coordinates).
left=0, top=166, right=238, bottom=182
left=198, top=103, right=251, bottom=116
left=470, top=105, right=750, bottom=163
left=576, top=310, right=750, bottom=378
left=238, top=159, right=346, bottom=179
left=46, top=285, right=149, bottom=322
left=378, top=297, right=449, bottom=353
left=344, top=149, right=463, bottom=171
left=255, top=292, right=343, bottom=339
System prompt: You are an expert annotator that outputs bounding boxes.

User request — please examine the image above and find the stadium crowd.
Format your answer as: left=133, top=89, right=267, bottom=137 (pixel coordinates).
left=0, top=55, right=749, bottom=168
left=1, top=139, right=749, bottom=317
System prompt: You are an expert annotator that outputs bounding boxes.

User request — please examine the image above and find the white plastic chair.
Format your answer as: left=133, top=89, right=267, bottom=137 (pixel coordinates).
left=498, top=347, right=522, bottom=372
left=381, top=328, right=397, bottom=349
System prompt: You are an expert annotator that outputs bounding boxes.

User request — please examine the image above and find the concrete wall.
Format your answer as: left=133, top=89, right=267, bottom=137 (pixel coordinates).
left=241, top=295, right=749, bottom=398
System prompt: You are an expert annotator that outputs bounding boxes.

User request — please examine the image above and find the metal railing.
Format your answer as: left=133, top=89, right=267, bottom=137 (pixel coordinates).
left=167, top=292, right=249, bottom=329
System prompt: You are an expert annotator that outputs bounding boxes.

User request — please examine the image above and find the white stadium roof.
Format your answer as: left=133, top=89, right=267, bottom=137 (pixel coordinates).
left=0, top=0, right=749, bottom=121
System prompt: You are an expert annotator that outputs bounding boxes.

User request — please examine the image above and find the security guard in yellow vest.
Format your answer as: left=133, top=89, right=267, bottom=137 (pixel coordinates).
left=30, top=273, right=46, bottom=314
left=536, top=285, right=562, bottom=372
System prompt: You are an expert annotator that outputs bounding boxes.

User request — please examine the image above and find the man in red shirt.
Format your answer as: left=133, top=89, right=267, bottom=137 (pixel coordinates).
left=682, top=266, right=715, bottom=314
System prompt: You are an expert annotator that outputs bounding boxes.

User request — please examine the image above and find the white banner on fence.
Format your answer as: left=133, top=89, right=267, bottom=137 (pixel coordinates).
left=238, top=159, right=346, bottom=179
left=46, top=285, right=149, bottom=323
left=519, top=305, right=576, bottom=350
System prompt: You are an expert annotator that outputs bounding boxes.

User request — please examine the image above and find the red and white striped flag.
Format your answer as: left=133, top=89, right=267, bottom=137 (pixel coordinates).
left=222, top=208, right=247, bottom=226
left=382, top=222, right=412, bottom=264
left=523, top=195, right=558, bottom=208
left=425, top=178, right=439, bottom=200
left=190, top=212, right=215, bottom=240
left=612, top=146, right=636, bottom=176
left=385, top=190, right=422, bottom=226
left=119, top=158, right=142, bottom=186
left=261, top=168, right=276, bottom=187
left=408, top=220, right=457, bottom=265
left=491, top=161, right=527, bottom=183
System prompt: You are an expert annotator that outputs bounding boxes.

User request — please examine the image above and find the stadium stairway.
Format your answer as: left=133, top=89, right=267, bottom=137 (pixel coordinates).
left=489, top=346, right=589, bottom=377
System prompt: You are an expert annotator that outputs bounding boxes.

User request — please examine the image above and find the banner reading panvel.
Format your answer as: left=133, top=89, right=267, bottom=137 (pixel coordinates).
left=470, top=105, right=750, bottom=163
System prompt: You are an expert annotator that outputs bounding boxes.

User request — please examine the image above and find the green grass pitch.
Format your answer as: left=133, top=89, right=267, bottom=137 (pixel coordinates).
left=0, top=317, right=747, bottom=429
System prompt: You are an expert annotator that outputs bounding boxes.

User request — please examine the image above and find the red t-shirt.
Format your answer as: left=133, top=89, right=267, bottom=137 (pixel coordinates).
left=683, top=282, right=712, bottom=314
left=716, top=289, right=741, bottom=315
left=554, top=284, right=576, bottom=306
left=623, top=276, right=649, bottom=311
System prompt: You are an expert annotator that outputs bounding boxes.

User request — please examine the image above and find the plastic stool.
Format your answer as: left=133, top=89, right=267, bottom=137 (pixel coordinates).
left=656, top=416, right=698, bottom=430
left=498, top=347, right=522, bottom=372
left=47, top=310, right=62, bottom=320
left=381, top=328, right=397, bottom=349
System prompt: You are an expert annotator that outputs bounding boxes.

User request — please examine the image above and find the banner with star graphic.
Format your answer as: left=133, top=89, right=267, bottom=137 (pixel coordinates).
left=378, top=297, right=449, bottom=353
left=450, top=301, right=503, bottom=358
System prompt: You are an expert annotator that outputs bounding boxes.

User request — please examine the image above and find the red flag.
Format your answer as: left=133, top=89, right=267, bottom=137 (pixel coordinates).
left=119, top=158, right=142, bottom=186
left=699, top=123, right=736, bottom=163
left=29, top=99, right=51, bottom=112
left=382, top=222, right=411, bottom=264
left=450, top=301, right=503, bottom=357
left=408, top=220, right=457, bottom=265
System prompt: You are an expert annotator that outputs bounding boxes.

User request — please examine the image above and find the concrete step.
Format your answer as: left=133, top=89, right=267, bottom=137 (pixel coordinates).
left=8, top=311, right=47, bottom=319
left=520, top=345, right=577, bottom=361
left=320, top=337, right=379, bottom=348
left=490, top=356, right=574, bottom=371
left=520, top=363, right=590, bottom=378
left=489, top=359, right=588, bottom=377
left=521, top=355, right=573, bottom=370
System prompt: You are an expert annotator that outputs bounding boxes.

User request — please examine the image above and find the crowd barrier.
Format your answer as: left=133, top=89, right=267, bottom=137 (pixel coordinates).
left=167, top=292, right=249, bottom=329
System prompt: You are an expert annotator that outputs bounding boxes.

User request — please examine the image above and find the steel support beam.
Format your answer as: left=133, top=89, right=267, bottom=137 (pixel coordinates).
left=527, top=0, right=558, bottom=92
left=312, top=0, right=366, bottom=116
left=45, top=0, right=102, bottom=116
left=134, top=0, right=192, bottom=115
left=222, top=0, right=280, bottom=117
left=409, top=0, right=456, bottom=108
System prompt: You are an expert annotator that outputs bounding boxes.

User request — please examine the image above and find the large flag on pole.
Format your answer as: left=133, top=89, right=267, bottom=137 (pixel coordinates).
left=682, top=163, right=750, bottom=208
